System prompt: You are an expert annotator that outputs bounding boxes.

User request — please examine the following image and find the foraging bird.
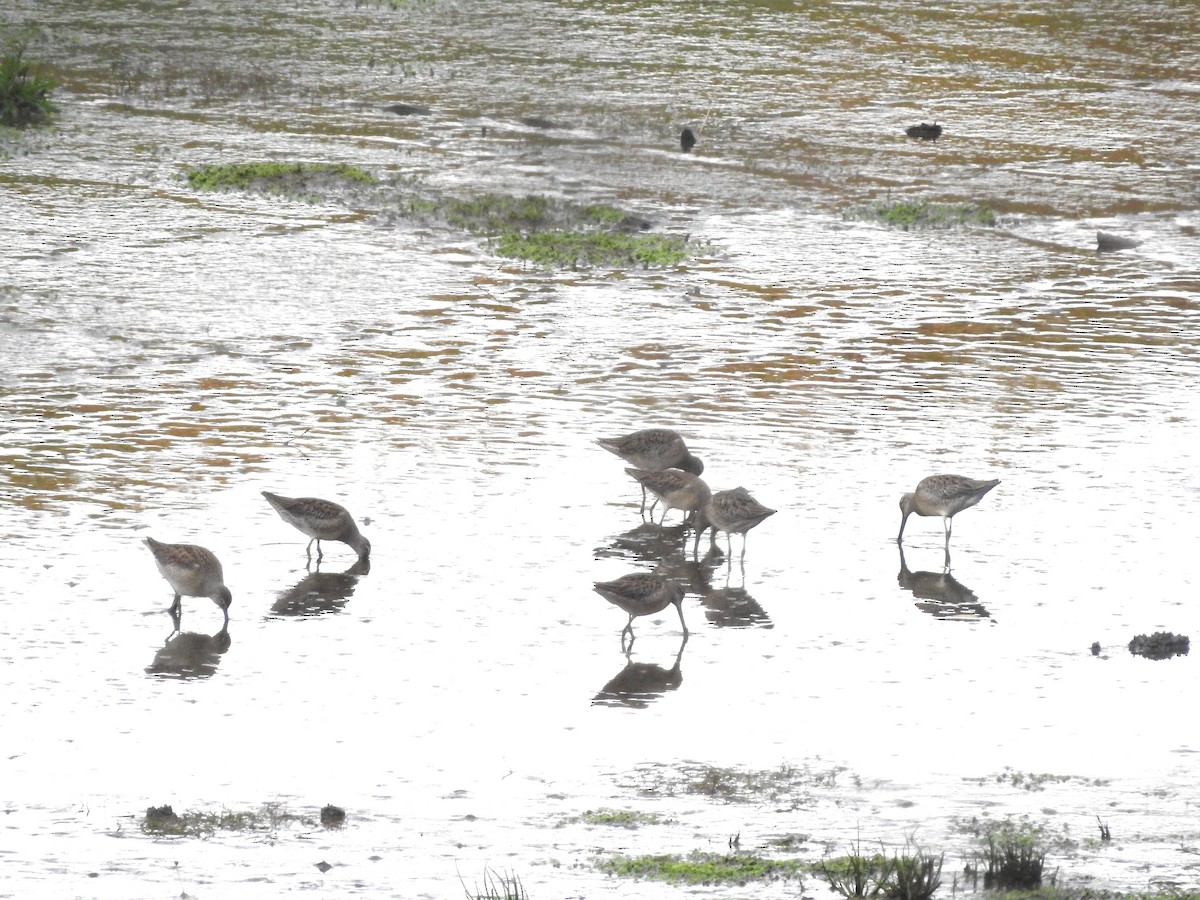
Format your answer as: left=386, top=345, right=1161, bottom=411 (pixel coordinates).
left=594, top=573, right=687, bottom=645
left=693, top=487, right=777, bottom=560
left=905, top=122, right=942, bottom=140
left=261, top=492, right=371, bottom=562
left=143, top=538, right=232, bottom=625
left=680, top=127, right=697, bottom=152
left=897, top=475, right=1000, bottom=544
left=625, top=468, right=711, bottom=526
left=597, top=428, right=703, bottom=514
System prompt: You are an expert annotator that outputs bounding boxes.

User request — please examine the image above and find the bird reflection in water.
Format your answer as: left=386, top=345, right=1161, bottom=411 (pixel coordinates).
left=592, top=636, right=687, bottom=709
left=270, top=557, right=371, bottom=618
left=597, top=521, right=692, bottom=565
left=896, top=545, right=991, bottom=622
left=692, top=550, right=772, bottom=628
left=145, top=624, right=231, bottom=679
left=701, top=585, right=772, bottom=629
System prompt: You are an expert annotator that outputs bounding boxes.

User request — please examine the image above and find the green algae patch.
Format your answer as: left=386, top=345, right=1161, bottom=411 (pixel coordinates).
left=141, top=801, right=314, bottom=838
left=438, top=192, right=698, bottom=269
left=562, top=807, right=673, bottom=827
left=846, top=201, right=996, bottom=229
left=185, top=161, right=374, bottom=197
left=623, top=761, right=848, bottom=807
left=599, top=851, right=805, bottom=884
left=494, top=230, right=690, bottom=269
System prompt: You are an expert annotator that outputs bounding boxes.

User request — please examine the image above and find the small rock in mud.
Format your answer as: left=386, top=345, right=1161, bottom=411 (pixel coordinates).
left=1097, top=231, right=1140, bottom=252
left=616, top=215, right=652, bottom=233
left=680, top=127, right=697, bottom=152
left=316, top=860, right=333, bottom=873
left=320, top=804, right=347, bottom=827
left=1128, top=631, right=1189, bottom=660
left=145, top=805, right=179, bottom=823
left=1090, top=641, right=1101, bottom=655
left=384, top=103, right=430, bottom=116
left=519, top=116, right=563, bottom=129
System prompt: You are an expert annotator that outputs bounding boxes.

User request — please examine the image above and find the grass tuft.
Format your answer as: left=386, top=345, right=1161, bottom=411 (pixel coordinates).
left=975, top=821, right=1050, bottom=890
left=0, top=43, right=57, bottom=127
left=460, top=867, right=527, bottom=900
left=818, top=838, right=941, bottom=900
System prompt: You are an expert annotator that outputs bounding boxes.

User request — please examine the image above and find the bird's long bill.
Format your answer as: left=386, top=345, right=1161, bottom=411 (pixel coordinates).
left=898, top=510, right=911, bottom=542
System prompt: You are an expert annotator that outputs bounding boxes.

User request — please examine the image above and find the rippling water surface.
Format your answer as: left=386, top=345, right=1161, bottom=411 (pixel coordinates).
left=3, top=1, right=1199, bottom=896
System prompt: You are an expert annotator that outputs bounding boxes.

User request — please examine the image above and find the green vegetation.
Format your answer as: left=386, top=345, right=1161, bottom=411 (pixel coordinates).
left=441, top=192, right=697, bottom=269
left=624, top=761, right=846, bottom=808
left=0, top=43, right=57, bottom=127
left=954, top=817, right=1054, bottom=890
left=185, top=161, right=374, bottom=195
left=982, top=827, right=1049, bottom=890
left=845, top=200, right=996, bottom=229
left=493, top=230, right=689, bottom=269
left=460, top=868, right=527, bottom=900
left=975, top=891, right=1200, bottom=900
left=818, top=845, right=891, bottom=898
left=140, top=801, right=313, bottom=838
left=598, top=851, right=804, bottom=885
left=562, top=807, right=672, bottom=827
left=817, top=840, right=942, bottom=900
left=180, top=174, right=698, bottom=269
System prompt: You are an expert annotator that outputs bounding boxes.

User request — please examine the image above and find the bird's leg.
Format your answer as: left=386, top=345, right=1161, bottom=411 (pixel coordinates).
left=316, top=540, right=324, bottom=563
left=639, top=485, right=648, bottom=516
left=169, top=594, right=181, bottom=617
left=305, top=538, right=316, bottom=560
left=676, top=603, right=689, bottom=638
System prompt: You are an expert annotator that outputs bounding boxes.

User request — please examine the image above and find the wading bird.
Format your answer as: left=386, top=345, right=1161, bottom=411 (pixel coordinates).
left=143, top=537, right=232, bottom=626
left=262, top=492, right=371, bottom=563
left=897, top=474, right=1000, bottom=544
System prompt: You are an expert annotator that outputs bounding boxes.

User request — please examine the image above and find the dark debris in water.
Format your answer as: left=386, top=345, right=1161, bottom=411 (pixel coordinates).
left=1128, top=631, right=1189, bottom=660
left=905, top=122, right=943, bottom=140
left=320, top=804, right=347, bottom=827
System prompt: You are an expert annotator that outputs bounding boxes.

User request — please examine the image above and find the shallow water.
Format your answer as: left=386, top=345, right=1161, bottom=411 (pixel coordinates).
left=2, top=1, right=1200, bottom=896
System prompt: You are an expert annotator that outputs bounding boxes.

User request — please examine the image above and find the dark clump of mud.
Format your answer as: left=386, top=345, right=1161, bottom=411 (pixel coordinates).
left=320, top=804, right=347, bottom=827
left=1128, top=631, right=1189, bottom=660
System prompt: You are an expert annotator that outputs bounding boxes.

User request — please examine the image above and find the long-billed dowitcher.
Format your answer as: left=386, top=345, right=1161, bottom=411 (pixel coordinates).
left=262, top=492, right=371, bottom=562
left=693, top=487, right=777, bottom=560
left=597, top=428, right=703, bottom=513
left=898, top=474, right=1000, bottom=543
left=624, top=468, right=711, bottom=526
left=143, top=537, right=232, bottom=625
left=593, top=573, right=687, bottom=645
